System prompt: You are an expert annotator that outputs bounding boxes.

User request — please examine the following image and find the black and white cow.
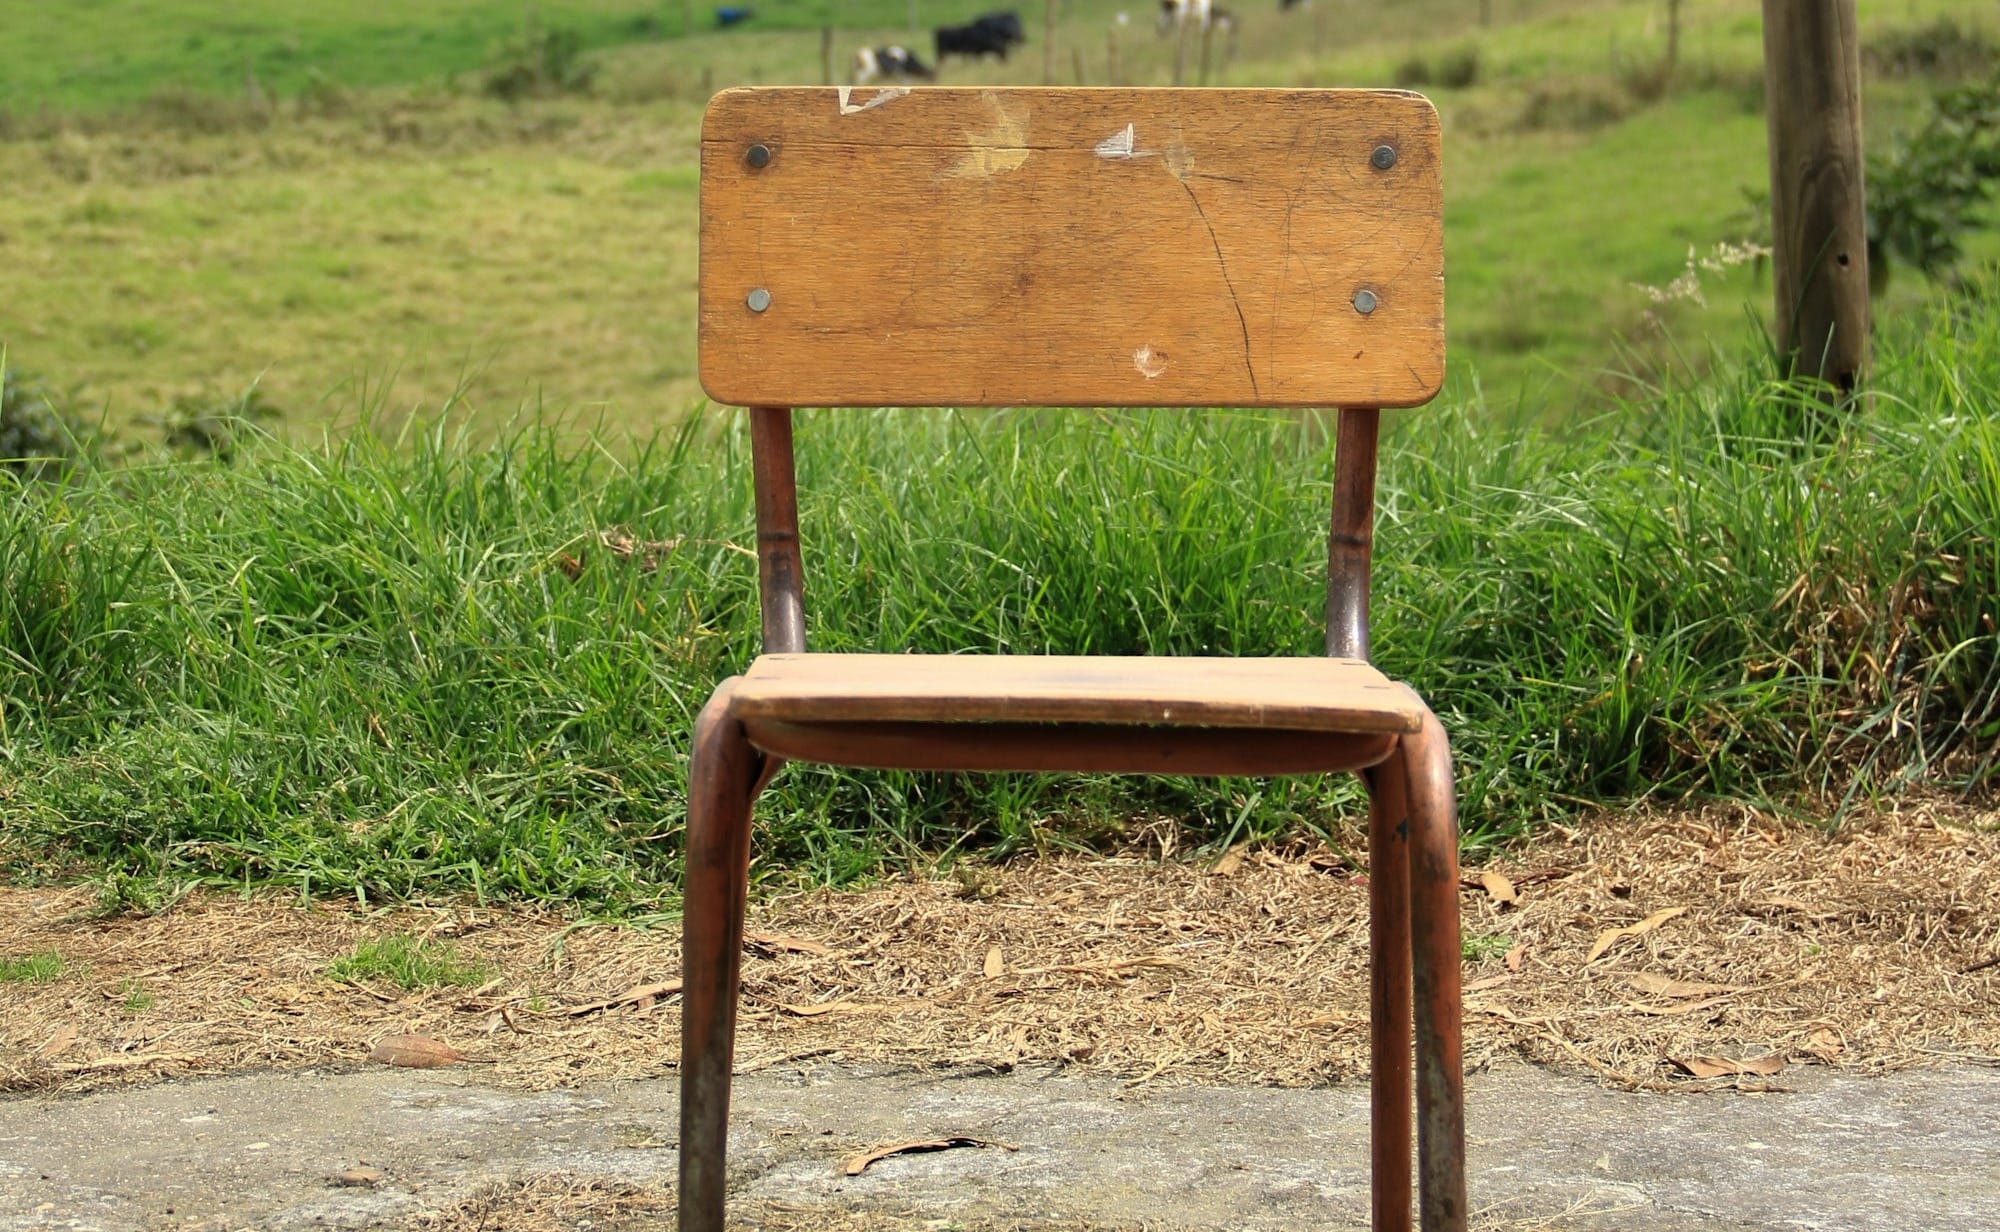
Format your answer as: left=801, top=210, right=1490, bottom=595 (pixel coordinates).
left=1157, top=0, right=1236, bottom=34
left=934, top=10, right=1027, bottom=63
left=852, top=44, right=937, bottom=85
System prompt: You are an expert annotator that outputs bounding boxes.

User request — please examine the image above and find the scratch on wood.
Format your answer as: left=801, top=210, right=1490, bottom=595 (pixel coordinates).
left=1175, top=178, right=1260, bottom=397
left=837, top=86, right=909, bottom=115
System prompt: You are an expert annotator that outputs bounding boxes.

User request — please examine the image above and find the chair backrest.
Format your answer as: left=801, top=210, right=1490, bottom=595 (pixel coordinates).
left=698, top=87, right=1443, bottom=410
left=695, top=87, right=1444, bottom=661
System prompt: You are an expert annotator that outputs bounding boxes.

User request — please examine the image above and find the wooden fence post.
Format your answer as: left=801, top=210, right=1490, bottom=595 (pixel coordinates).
left=1761, top=0, right=1869, bottom=392
left=1041, top=0, right=1055, bottom=84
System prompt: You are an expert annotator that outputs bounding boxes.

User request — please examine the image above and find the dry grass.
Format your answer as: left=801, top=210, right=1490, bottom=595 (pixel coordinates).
left=383, top=1172, right=1614, bottom=1231
left=2, top=803, right=1995, bottom=1100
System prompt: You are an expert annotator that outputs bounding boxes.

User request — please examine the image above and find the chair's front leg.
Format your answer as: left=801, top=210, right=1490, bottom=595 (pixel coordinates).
left=1402, top=708, right=1468, bottom=1232
left=679, top=682, right=761, bottom=1232
left=1362, top=758, right=1414, bottom=1232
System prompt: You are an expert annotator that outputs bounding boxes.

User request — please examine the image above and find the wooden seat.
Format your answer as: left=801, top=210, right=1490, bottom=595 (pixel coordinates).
left=679, top=86, right=1466, bottom=1232
left=733, top=653, right=1423, bottom=732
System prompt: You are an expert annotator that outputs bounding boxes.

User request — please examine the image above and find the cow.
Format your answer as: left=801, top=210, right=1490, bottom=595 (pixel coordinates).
left=1157, top=0, right=1235, bottom=33
left=934, top=10, right=1027, bottom=63
left=852, top=44, right=937, bottom=85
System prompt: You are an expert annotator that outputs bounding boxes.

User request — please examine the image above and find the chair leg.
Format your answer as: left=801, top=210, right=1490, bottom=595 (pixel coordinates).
left=679, top=683, right=761, bottom=1232
left=1363, top=759, right=1414, bottom=1232
left=1402, top=708, right=1468, bottom=1232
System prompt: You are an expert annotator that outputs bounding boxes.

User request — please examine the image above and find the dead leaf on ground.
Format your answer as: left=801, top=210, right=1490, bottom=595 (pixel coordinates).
left=368, top=1035, right=461, bottom=1069
left=841, top=1136, right=1019, bottom=1177
left=330, top=1167, right=383, bottom=1189
left=1670, top=1053, right=1786, bottom=1079
left=1585, top=906, right=1688, bottom=964
left=1478, top=871, right=1520, bottom=909
left=776, top=999, right=868, bottom=1018
left=1504, top=943, right=1526, bottom=973
left=1211, top=847, right=1245, bottom=877
left=1621, top=995, right=1735, bottom=1017
left=35, top=1025, right=78, bottom=1060
left=746, top=933, right=837, bottom=958
left=556, top=981, right=681, bottom=1018
left=1014, top=955, right=1183, bottom=977
left=984, top=945, right=1005, bottom=978
left=1465, top=975, right=1512, bottom=993
left=1626, top=973, right=1741, bottom=999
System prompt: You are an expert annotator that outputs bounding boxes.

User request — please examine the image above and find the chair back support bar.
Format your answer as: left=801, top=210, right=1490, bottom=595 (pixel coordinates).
left=700, top=87, right=1443, bottom=410
left=1328, top=406, right=1380, bottom=660
left=749, top=407, right=806, bottom=654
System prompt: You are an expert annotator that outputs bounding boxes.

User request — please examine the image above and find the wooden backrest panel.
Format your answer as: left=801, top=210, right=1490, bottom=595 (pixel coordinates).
left=699, top=87, right=1443, bottom=409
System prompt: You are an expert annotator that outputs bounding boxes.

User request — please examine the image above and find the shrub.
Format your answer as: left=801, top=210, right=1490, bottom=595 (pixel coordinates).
left=0, top=366, right=84, bottom=480
left=1393, top=46, right=1479, bottom=90
left=152, top=387, right=283, bottom=463
left=1516, top=79, right=1629, bottom=132
left=1865, top=17, right=1998, bottom=80
left=482, top=18, right=597, bottom=102
left=1868, top=72, right=2000, bottom=286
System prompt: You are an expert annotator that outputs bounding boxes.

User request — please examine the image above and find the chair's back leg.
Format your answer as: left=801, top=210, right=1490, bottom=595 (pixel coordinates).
left=679, top=683, right=761, bottom=1232
left=1401, top=708, right=1468, bottom=1231
left=1364, top=758, right=1415, bottom=1232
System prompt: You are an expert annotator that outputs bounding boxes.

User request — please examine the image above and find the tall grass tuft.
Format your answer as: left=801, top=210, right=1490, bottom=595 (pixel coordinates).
left=2, top=288, right=1996, bottom=908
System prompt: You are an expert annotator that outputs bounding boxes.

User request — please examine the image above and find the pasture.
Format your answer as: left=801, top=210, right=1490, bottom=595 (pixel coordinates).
left=1, top=0, right=1997, bottom=906
left=1, top=0, right=1992, bottom=435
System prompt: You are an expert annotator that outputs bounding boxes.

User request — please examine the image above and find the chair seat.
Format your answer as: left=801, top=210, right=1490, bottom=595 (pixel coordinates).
left=730, top=653, right=1423, bottom=734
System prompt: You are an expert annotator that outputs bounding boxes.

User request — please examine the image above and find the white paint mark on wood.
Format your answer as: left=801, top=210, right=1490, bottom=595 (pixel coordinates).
left=949, top=92, right=1031, bottom=178
left=837, top=86, right=910, bottom=115
left=1095, top=123, right=1154, bottom=159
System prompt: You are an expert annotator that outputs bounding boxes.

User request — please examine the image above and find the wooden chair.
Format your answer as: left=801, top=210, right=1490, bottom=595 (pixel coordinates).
left=682, top=86, right=1466, bottom=1232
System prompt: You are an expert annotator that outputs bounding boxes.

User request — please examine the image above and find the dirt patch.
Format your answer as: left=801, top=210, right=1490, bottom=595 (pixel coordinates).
left=2, top=803, right=1995, bottom=1098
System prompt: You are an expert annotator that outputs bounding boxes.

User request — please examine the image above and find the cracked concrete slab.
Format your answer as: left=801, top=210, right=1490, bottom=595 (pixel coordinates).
left=2, top=1062, right=1996, bottom=1230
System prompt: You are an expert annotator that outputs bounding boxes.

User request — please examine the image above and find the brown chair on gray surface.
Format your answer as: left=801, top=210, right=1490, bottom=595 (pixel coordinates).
left=680, top=86, right=1466, bottom=1232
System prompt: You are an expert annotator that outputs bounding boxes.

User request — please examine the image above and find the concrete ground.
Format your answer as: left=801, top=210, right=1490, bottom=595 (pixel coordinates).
left=3, top=1061, right=1997, bottom=1231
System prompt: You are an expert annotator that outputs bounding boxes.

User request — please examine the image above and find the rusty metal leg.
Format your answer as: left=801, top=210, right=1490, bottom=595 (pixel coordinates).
left=678, top=682, right=759, bottom=1232
left=1363, top=758, right=1414, bottom=1232
left=1402, top=707, right=1468, bottom=1232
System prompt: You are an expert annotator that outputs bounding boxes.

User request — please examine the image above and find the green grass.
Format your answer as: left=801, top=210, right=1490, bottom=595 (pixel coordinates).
left=0, top=952, right=70, bottom=984
left=325, top=934, right=496, bottom=989
left=0, top=1, right=685, bottom=114
left=1, top=0, right=1993, bottom=433
left=3, top=284, right=1995, bottom=909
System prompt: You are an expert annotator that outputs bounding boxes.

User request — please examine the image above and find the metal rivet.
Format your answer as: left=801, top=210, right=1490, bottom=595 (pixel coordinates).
left=1371, top=144, right=1397, bottom=171
left=746, top=143, right=772, bottom=168
left=746, top=287, right=772, bottom=313
left=1352, top=289, right=1378, bottom=315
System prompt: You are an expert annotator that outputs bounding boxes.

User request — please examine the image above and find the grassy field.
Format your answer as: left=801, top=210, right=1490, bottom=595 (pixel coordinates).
left=3, top=286, right=1995, bottom=907
left=0, top=0, right=1993, bottom=438
left=2, top=0, right=1997, bottom=907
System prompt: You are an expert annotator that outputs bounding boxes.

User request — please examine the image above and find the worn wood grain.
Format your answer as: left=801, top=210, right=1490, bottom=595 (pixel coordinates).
left=699, top=87, right=1443, bottom=409
left=730, top=653, right=1423, bottom=732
